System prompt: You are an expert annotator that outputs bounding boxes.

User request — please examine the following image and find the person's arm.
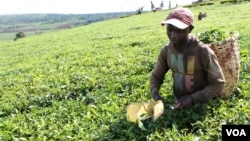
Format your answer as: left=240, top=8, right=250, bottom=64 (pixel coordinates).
left=191, top=47, right=225, bottom=104
left=150, top=47, right=169, bottom=100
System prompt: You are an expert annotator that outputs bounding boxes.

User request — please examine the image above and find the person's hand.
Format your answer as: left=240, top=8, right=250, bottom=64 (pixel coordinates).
left=152, top=92, right=165, bottom=105
left=174, top=95, right=193, bottom=110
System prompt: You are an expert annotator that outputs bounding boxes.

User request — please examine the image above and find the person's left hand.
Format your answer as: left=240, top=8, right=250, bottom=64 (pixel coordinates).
left=174, top=95, right=193, bottom=110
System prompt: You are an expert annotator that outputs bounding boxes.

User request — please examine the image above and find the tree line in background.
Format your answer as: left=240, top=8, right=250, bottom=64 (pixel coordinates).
left=0, top=12, right=135, bottom=33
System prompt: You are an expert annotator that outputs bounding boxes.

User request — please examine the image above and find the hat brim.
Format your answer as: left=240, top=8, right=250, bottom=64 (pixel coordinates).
left=161, top=19, right=189, bottom=29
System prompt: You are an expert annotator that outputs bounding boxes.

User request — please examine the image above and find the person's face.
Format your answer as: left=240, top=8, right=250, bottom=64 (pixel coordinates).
left=166, top=24, right=190, bottom=45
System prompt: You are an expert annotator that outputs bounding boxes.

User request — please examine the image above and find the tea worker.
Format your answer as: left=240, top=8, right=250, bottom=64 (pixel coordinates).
left=151, top=7, right=225, bottom=109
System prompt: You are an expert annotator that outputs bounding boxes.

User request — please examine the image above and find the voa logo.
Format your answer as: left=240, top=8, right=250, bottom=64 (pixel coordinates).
left=226, top=129, right=246, bottom=136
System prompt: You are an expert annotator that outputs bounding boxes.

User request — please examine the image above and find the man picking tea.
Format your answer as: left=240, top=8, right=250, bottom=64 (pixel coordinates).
left=150, top=7, right=225, bottom=110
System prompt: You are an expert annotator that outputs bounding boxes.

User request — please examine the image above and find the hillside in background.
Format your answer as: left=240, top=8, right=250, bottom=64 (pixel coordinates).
left=0, top=0, right=250, bottom=140
left=0, top=12, right=135, bottom=40
left=1, top=0, right=247, bottom=41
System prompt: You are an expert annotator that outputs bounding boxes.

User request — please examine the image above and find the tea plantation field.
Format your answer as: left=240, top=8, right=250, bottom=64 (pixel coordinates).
left=0, top=2, right=250, bottom=141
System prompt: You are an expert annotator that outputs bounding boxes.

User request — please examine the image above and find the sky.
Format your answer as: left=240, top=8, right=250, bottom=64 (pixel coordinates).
left=0, top=0, right=195, bottom=15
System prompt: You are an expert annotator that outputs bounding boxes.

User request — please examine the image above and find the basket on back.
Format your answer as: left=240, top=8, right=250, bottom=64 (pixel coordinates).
left=209, top=35, right=240, bottom=98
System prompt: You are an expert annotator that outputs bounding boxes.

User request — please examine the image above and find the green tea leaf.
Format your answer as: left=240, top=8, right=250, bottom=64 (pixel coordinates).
left=138, top=120, right=147, bottom=131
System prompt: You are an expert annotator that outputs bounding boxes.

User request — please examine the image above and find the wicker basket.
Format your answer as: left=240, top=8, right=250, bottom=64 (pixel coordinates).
left=209, top=35, right=240, bottom=98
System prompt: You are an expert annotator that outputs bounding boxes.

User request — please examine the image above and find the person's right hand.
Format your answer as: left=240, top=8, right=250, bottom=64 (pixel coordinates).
left=152, top=92, right=165, bottom=104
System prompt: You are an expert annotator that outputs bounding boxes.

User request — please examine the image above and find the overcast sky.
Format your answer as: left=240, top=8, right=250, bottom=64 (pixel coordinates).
left=0, top=0, right=195, bottom=15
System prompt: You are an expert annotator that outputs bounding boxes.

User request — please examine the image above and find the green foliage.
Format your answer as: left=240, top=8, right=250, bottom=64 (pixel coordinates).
left=0, top=2, right=250, bottom=140
left=15, top=32, right=25, bottom=40
left=197, top=28, right=230, bottom=43
left=220, top=0, right=249, bottom=4
left=136, top=6, right=144, bottom=14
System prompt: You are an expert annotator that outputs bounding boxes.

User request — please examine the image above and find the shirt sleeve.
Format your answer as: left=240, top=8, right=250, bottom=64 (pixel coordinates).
left=191, top=47, right=225, bottom=104
left=150, top=47, right=169, bottom=95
